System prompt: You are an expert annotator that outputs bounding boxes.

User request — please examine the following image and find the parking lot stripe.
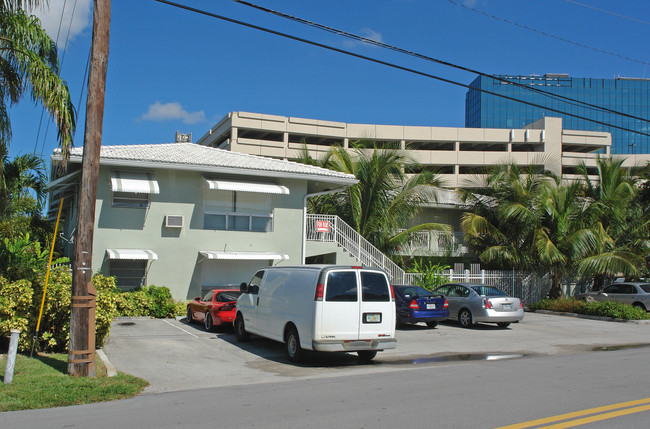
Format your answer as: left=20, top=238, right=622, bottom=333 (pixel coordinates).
left=494, top=397, right=650, bottom=429
left=163, top=319, right=199, bottom=338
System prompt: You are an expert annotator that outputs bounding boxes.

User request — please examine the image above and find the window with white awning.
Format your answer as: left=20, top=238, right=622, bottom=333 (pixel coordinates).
left=203, top=179, right=289, bottom=195
left=110, top=171, right=160, bottom=209
left=203, top=179, right=288, bottom=232
left=199, top=251, right=288, bottom=260
left=106, top=249, right=158, bottom=290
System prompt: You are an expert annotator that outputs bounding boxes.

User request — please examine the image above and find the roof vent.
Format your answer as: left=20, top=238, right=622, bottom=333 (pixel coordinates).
left=175, top=131, right=192, bottom=143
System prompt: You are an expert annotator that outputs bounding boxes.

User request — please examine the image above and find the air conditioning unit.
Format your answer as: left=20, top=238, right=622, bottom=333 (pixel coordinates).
left=165, top=215, right=184, bottom=228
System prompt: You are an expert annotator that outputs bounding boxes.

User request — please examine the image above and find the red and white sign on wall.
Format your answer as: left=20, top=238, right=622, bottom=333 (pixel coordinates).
left=316, top=220, right=330, bottom=232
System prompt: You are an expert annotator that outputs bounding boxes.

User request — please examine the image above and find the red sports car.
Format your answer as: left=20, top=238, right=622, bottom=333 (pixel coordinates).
left=186, top=289, right=242, bottom=331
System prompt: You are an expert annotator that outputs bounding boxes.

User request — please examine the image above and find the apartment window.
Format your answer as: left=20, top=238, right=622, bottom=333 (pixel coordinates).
left=113, top=192, right=150, bottom=208
left=110, top=260, right=147, bottom=290
left=204, top=188, right=274, bottom=232
left=110, top=171, right=159, bottom=209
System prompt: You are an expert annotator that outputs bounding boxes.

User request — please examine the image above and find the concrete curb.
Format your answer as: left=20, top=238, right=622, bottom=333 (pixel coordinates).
left=97, top=349, right=117, bottom=377
left=531, top=309, right=650, bottom=324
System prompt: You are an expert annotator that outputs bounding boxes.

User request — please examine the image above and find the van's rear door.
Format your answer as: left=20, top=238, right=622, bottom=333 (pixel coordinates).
left=319, top=270, right=361, bottom=341
left=358, top=270, right=394, bottom=339
left=319, top=269, right=394, bottom=341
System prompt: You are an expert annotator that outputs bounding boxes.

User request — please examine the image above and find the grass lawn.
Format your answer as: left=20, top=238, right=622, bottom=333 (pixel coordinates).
left=0, top=352, right=148, bottom=412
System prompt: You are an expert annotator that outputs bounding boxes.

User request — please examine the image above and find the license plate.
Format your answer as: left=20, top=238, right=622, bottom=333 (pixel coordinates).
left=364, top=313, right=381, bottom=323
left=502, top=303, right=512, bottom=310
left=426, top=303, right=436, bottom=310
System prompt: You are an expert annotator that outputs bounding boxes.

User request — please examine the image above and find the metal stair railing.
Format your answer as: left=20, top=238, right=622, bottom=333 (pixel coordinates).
left=306, top=214, right=405, bottom=283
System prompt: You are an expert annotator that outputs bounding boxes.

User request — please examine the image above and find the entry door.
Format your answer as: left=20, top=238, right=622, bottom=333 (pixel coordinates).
left=320, top=270, right=361, bottom=341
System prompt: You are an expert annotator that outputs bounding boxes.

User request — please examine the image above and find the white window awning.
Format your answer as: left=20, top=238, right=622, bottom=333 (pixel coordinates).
left=106, top=249, right=158, bottom=260
left=199, top=251, right=288, bottom=261
left=111, top=171, right=160, bottom=194
left=203, top=179, right=289, bottom=195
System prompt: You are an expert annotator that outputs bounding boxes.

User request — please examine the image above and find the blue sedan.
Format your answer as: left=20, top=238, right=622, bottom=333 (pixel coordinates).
left=394, top=285, right=449, bottom=328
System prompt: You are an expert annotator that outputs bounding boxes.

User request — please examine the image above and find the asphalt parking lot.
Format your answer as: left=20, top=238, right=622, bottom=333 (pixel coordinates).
left=102, top=312, right=650, bottom=394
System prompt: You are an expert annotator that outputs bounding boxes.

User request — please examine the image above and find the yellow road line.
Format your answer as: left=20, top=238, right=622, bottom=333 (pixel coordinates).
left=541, top=405, right=650, bottom=428
left=495, top=397, right=650, bottom=429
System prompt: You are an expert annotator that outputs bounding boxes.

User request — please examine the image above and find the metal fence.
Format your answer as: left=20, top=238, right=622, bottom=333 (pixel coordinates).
left=404, top=269, right=552, bottom=304
left=404, top=267, right=601, bottom=305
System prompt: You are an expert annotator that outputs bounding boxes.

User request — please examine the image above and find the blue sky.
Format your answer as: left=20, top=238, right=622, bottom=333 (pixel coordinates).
left=8, top=0, right=649, bottom=160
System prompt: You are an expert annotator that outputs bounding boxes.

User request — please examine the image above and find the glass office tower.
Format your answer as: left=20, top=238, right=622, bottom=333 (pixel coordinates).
left=465, top=74, right=650, bottom=154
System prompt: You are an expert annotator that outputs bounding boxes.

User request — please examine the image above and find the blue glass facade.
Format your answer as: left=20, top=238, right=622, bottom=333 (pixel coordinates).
left=465, top=74, right=650, bottom=154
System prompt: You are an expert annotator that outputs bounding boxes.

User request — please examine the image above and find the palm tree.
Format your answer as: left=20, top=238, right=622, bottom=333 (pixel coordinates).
left=460, top=163, right=552, bottom=271
left=0, top=141, right=47, bottom=217
left=462, top=160, right=648, bottom=298
left=1, top=0, right=76, bottom=155
left=300, top=143, right=451, bottom=254
left=574, top=157, right=650, bottom=285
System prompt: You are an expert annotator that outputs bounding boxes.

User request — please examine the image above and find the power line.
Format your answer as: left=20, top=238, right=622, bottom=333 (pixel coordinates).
left=152, top=0, right=650, bottom=139
left=565, top=0, right=650, bottom=26
left=446, top=0, right=650, bottom=67
left=233, top=0, right=650, bottom=125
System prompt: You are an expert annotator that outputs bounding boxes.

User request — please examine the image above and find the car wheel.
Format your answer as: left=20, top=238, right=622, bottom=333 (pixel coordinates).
left=357, top=350, right=377, bottom=362
left=632, top=302, right=647, bottom=311
left=497, top=322, right=511, bottom=328
left=234, top=314, right=249, bottom=342
left=204, top=312, right=213, bottom=331
left=186, top=306, right=194, bottom=324
left=426, top=321, right=438, bottom=328
left=458, top=309, right=474, bottom=328
left=285, top=326, right=305, bottom=363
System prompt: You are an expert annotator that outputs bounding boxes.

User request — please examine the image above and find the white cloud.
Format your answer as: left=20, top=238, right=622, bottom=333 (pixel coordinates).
left=27, top=0, right=92, bottom=47
left=342, top=27, right=384, bottom=48
left=139, top=102, right=206, bottom=125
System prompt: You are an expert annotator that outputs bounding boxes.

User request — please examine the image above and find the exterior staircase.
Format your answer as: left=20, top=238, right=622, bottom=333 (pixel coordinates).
left=305, top=214, right=406, bottom=283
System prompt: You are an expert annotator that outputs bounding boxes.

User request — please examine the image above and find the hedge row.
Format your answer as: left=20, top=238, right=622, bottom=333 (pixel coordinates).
left=529, top=298, right=649, bottom=320
left=0, top=268, right=185, bottom=353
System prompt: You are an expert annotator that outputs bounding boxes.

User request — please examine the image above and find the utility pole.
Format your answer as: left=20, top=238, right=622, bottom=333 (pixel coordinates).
left=68, top=0, right=111, bottom=377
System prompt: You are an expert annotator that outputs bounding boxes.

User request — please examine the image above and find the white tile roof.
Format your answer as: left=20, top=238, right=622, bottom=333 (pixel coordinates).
left=56, top=143, right=356, bottom=183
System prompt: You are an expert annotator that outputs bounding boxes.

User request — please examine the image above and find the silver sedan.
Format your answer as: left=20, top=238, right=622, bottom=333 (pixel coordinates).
left=576, top=282, right=650, bottom=311
left=433, top=282, right=524, bottom=328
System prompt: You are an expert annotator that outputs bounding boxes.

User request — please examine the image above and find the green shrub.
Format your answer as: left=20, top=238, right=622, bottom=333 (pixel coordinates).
left=113, top=285, right=185, bottom=318
left=114, top=289, right=151, bottom=317
left=529, top=298, right=649, bottom=320
left=0, top=270, right=118, bottom=352
left=146, top=285, right=177, bottom=318
left=0, top=277, right=33, bottom=349
left=409, top=259, right=450, bottom=291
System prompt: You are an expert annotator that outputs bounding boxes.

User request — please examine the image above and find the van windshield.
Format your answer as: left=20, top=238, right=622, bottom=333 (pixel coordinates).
left=361, top=272, right=390, bottom=302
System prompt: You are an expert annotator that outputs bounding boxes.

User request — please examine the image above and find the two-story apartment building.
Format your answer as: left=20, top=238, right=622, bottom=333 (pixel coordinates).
left=48, top=142, right=356, bottom=300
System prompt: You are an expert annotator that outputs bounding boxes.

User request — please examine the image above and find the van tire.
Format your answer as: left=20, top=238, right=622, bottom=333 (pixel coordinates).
left=235, top=314, right=249, bottom=342
left=357, top=350, right=377, bottom=362
left=285, top=326, right=305, bottom=363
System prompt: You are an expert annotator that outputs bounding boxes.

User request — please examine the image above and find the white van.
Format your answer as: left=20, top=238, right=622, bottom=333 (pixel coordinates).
left=235, top=265, right=396, bottom=362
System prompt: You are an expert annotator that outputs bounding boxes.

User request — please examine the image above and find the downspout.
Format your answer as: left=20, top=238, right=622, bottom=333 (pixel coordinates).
left=302, top=187, right=348, bottom=264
